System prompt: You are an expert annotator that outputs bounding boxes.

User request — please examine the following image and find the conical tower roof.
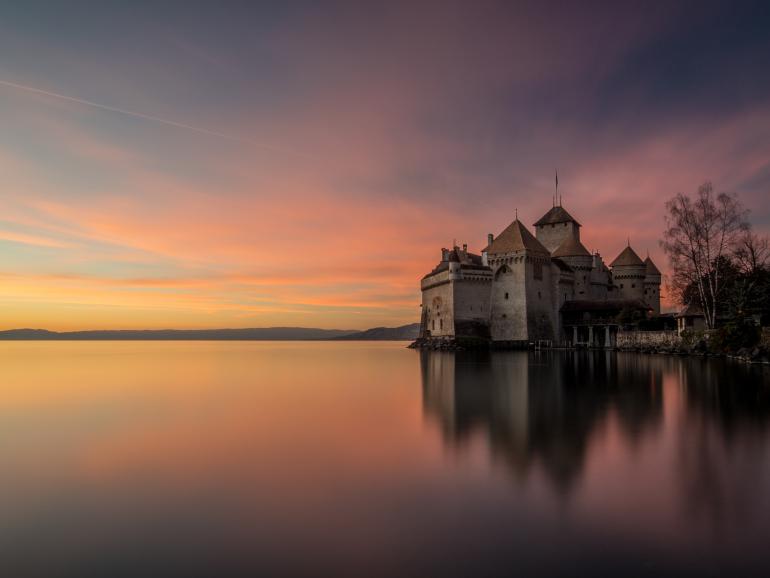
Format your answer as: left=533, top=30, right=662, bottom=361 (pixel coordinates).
left=485, top=219, right=550, bottom=256
left=610, top=245, right=644, bottom=267
left=552, top=235, right=591, bottom=258
left=533, top=205, right=581, bottom=227
left=644, top=256, right=661, bottom=275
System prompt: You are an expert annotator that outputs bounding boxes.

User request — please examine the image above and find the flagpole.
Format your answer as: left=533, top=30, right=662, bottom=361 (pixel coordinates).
left=555, top=169, right=558, bottom=207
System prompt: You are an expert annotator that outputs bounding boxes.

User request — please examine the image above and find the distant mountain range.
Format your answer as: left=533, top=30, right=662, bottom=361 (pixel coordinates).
left=332, top=324, right=421, bottom=340
left=0, top=324, right=420, bottom=341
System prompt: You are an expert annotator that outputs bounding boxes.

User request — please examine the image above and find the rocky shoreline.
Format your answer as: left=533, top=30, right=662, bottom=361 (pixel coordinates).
left=615, top=343, right=770, bottom=364
left=409, top=337, right=770, bottom=364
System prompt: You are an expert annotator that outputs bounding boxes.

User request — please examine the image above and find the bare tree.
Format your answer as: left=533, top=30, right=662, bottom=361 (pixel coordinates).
left=734, top=230, right=769, bottom=276
left=660, top=182, right=749, bottom=329
left=727, top=230, right=770, bottom=320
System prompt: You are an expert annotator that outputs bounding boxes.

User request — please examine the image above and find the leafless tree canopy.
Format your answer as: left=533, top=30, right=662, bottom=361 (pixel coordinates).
left=660, top=182, right=749, bottom=329
left=734, top=230, right=770, bottom=276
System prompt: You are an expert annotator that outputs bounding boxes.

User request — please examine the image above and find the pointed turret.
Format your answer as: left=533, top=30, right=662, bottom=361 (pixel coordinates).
left=610, top=245, right=644, bottom=267
left=643, top=256, right=662, bottom=315
left=533, top=204, right=582, bottom=253
left=611, top=244, right=646, bottom=302
left=533, top=206, right=581, bottom=227
left=644, top=256, right=661, bottom=276
left=552, top=236, right=591, bottom=258
left=485, top=219, right=549, bottom=256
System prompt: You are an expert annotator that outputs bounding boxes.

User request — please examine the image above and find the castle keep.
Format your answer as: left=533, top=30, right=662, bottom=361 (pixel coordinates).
left=418, top=202, right=661, bottom=347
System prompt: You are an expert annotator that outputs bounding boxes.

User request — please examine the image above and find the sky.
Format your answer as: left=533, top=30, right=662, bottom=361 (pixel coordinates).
left=0, top=0, right=769, bottom=330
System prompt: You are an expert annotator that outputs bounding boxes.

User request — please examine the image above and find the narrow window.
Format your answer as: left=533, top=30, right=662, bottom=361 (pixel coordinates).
left=440, top=319, right=443, bottom=330
left=432, top=320, right=435, bottom=330
left=502, top=313, right=507, bottom=318
left=505, top=292, right=509, bottom=299
left=620, top=284, right=624, bottom=289
left=631, top=284, right=636, bottom=289
left=538, top=291, right=541, bottom=299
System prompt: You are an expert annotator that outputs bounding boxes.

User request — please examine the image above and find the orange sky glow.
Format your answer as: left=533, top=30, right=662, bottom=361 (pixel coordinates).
left=1, top=2, right=768, bottom=330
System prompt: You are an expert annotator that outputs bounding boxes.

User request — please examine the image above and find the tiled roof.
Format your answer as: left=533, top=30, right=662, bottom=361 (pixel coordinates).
left=644, top=256, right=662, bottom=275
left=552, top=235, right=591, bottom=257
left=484, top=220, right=550, bottom=256
left=675, top=301, right=704, bottom=318
left=533, top=206, right=581, bottom=227
left=610, top=245, right=644, bottom=267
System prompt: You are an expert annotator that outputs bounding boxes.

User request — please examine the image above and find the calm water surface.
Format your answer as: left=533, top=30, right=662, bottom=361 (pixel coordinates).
left=2, top=342, right=770, bottom=577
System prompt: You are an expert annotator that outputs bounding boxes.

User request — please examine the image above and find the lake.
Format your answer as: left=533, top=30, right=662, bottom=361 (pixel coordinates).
left=2, top=341, right=770, bottom=577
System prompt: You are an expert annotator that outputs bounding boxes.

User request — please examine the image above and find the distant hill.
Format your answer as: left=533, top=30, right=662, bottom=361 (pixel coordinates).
left=333, top=323, right=420, bottom=341
left=0, top=327, right=358, bottom=340
left=0, top=324, right=420, bottom=341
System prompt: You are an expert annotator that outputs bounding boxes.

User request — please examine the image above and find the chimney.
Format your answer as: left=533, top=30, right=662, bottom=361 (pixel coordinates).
left=462, top=243, right=467, bottom=252
left=441, top=248, right=449, bottom=261
left=487, top=233, right=494, bottom=246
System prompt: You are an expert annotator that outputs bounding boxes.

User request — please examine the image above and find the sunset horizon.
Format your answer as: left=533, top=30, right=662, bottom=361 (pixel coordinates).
left=2, top=2, right=769, bottom=331
left=4, top=3, right=770, bottom=577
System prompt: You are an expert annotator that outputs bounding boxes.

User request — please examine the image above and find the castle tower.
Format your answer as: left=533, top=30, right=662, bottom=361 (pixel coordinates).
left=419, top=246, right=493, bottom=340
left=485, top=219, right=555, bottom=342
left=533, top=205, right=581, bottom=253
left=643, top=256, right=662, bottom=315
left=610, top=245, right=646, bottom=302
left=551, top=236, right=593, bottom=298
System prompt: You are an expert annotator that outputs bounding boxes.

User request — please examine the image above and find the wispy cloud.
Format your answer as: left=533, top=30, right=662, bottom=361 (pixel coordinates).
left=0, top=1, right=768, bottom=327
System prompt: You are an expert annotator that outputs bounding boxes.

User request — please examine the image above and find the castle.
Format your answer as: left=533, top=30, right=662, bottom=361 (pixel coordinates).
left=418, top=201, right=661, bottom=347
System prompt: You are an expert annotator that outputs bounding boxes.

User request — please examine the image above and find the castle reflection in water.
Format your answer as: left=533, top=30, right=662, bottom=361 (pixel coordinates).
left=420, top=350, right=770, bottom=500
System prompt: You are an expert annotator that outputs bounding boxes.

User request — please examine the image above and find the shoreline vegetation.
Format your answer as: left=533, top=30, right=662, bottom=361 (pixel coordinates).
left=0, top=324, right=420, bottom=341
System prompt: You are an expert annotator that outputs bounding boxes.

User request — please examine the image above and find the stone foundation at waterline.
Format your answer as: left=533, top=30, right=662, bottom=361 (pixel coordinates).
left=616, top=330, right=680, bottom=349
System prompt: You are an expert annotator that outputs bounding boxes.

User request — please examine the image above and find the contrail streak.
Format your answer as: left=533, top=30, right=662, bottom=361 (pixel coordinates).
left=0, top=78, right=302, bottom=156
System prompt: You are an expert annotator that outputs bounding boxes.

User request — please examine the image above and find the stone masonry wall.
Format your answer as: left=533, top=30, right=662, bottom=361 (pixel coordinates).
left=490, top=257, right=528, bottom=341
left=535, top=221, right=579, bottom=253
left=421, top=274, right=455, bottom=338
left=616, top=330, right=680, bottom=348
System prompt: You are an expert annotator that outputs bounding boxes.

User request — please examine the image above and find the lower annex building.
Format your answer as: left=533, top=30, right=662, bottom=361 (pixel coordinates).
left=418, top=202, right=661, bottom=347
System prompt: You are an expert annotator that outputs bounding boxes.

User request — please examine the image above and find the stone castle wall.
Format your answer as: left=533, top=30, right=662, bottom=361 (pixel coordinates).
left=616, top=330, right=680, bottom=348
left=525, top=256, right=557, bottom=341
left=421, top=272, right=455, bottom=338
left=535, top=222, right=579, bottom=253
left=490, top=257, right=528, bottom=341
left=453, top=278, right=492, bottom=338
